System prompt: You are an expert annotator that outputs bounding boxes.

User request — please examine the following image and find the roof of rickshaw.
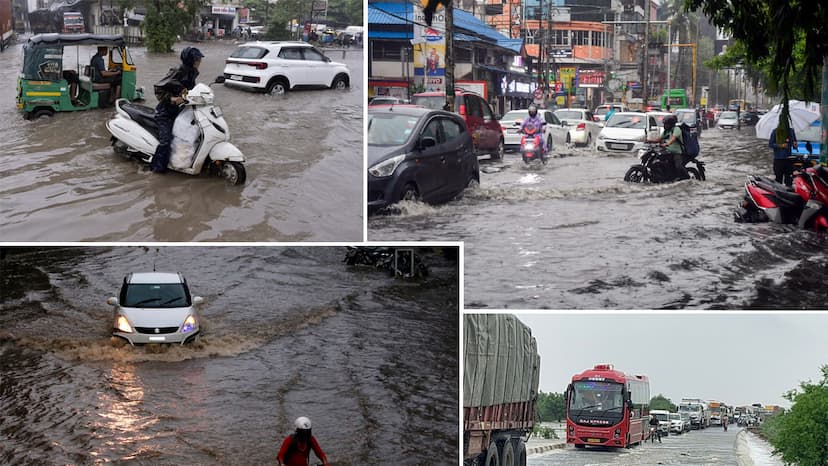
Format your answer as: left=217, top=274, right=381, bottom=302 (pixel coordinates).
left=26, top=33, right=126, bottom=48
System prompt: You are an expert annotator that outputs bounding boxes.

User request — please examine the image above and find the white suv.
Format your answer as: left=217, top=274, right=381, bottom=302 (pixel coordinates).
left=222, top=41, right=350, bottom=95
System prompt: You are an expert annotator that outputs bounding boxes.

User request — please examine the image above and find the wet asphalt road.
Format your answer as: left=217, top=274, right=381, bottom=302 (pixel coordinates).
left=0, top=39, right=363, bottom=241
left=369, top=126, right=828, bottom=309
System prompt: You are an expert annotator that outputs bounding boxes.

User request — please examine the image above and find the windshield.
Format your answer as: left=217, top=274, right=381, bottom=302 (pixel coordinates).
left=367, top=113, right=419, bottom=146
left=555, top=110, right=585, bottom=120
left=503, top=110, right=529, bottom=121
left=721, top=111, right=738, bottom=119
left=654, top=413, right=669, bottom=422
left=679, top=405, right=700, bottom=412
left=606, top=114, right=646, bottom=129
left=410, top=95, right=446, bottom=110
left=669, top=413, right=680, bottom=420
left=677, top=112, right=696, bottom=123
left=570, top=381, right=624, bottom=412
left=122, top=283, right=190, bottom=308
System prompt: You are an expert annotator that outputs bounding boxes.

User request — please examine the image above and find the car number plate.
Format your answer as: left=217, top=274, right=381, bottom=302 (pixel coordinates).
left=148, top=336, right=166, bottom=342
left=610, top=143, right=627, bottom=150
left=230, top=75, right=242, bottom=81
left=587, top=438, right=601, bottom=443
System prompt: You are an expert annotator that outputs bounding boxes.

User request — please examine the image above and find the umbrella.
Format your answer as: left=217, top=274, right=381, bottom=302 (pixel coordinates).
left=755, top=100, right=820, bottom=140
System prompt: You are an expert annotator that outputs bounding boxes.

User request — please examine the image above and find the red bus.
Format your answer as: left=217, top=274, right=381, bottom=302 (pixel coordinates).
left=565, top=364, right=650, bottom=448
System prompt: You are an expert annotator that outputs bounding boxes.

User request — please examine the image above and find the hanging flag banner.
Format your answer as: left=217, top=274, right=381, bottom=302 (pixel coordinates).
left=413, top=5, right=445, bottom=91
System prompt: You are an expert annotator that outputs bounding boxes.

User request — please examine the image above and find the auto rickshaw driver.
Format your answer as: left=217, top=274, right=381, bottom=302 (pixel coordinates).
left=90, top=46, right=122, bottom=105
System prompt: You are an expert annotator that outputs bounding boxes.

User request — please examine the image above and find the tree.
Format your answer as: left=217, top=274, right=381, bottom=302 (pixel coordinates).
left=687, top=0, right=828, bottom=160
left=649, top=394, right=676, bottom=411
left=138, top=0, right=206, bottom=53
left=766, top=365, right=828, bottom=465
left=536, top=391, right=566, bottom=422
left=264, top=0, right=305, bottom=40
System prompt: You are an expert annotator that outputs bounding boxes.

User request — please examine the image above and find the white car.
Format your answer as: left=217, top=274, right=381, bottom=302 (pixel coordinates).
left=108, top=272, right=203, bottom=345
left=554, top=108, right=602, bottom=147
left=669, top=412, right=685, bottom=434
left=223, top=41, right=351, bottom=95
left=596, top=112, right=660, bottom=154
left=500, top=109, right=568, bottom=153
left=594, top=103, right=629, bottom=122
left=645, top=111, right=674, bottom=138
left=718, top=110, right=740, bottom=129
left=650, top=409, right=671, bottom=436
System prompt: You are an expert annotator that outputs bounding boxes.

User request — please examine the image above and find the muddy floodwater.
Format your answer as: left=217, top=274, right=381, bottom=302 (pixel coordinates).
left=0, top=247, right=459, bottom=464
left=0, top=40, right=363, bottom=241
left=369, top=127, right=828, bottom=309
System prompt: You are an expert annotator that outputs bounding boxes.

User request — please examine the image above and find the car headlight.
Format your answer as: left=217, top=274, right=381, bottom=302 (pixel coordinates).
left=115, top=315, right=133, bottom=333
left=368, top=154, right=405, bottom=178
left=181, top=315, right=198, bottom=334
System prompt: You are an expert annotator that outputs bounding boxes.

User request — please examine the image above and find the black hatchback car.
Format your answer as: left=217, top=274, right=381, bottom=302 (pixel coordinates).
left=368, top=105, right=479, bottom=213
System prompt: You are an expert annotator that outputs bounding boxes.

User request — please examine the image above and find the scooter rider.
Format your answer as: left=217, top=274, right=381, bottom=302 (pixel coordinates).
left=150, top=46, right=204, bottom=173
left=277, top=416, right=330, bottom=466
left=660, top=115, right=690, bottom=180
left=649, top=413, right=662, bottom=443
left=519, top=104, right=547, bottom=154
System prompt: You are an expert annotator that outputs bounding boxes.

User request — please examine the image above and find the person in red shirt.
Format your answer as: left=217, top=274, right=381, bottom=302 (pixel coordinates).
left=277, top=416, right=330, bottom=466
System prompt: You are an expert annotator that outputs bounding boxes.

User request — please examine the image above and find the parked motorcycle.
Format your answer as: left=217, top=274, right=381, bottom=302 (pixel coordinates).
left=519, top=121, right=546, bottom=166
left=106, top=76, right=247, bottom=185
left=624, top=143, right=706, bottom=183
left=734, top=161, right=828, bottom=230
left=344, top=247, right=428, bottom=278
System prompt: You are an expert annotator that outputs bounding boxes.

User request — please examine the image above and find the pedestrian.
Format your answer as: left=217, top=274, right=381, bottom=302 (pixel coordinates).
left=150, top=47, right=204, bottom=173
left=277, top=417, right=330, bottom=466
left=768, top=125, right=798, bottom=186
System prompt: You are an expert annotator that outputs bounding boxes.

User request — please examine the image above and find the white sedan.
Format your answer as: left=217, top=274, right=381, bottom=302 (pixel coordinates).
left=596, top=112, right=660, bottom=154
left=500, top=109, right=568, bottom=153
left=554, top=108, right=602, bottom=147
left=718, top=111, right=740, bottom=129
left=108, top=272, right=203, bottom=345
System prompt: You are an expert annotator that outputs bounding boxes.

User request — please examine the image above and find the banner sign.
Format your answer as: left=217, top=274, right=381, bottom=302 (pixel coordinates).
left=414, top=5, right=445, bottom=90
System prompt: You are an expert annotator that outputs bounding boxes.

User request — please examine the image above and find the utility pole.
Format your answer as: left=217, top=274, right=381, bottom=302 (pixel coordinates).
left=821, top=57, right=828, bottom=164
left=445, top=2, right=455, bottom=112
left=642, top=0, right=650, bottom=106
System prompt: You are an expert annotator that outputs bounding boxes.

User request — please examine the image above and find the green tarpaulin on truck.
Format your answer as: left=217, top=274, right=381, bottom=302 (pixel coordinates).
left=464, top=314, right=540, bottom=407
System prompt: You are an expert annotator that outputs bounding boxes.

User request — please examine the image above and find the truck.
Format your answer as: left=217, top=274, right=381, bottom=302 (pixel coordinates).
left=0, top=0, right=12, bottom=51
left=707, top=401, right=726, bottom=425
left=464, top=314, right=540, bottom=466
left=62, top=11, right=84, bottom=33
left=679, top=398, right=710, bottom=429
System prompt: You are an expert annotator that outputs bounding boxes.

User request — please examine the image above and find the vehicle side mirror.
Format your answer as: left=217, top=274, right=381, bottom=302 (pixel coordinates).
left=420, top=136, right=437, bottom=149
left=193, top=296, right=204, bottom=305
left=495, top=114, right=502, bottom=120
left=107, top=297, right=119, bottom=306
left=214, top=76, right=226, bottom=84
left=561, top=120, right=568, bottom=126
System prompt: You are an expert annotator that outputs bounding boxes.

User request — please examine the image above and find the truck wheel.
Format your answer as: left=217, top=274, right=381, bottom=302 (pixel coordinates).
left=515, top=439, right=527, bottom=466
left=484, top=441, right=500, bottom=466
left=500, top=440, right=515, bottom=466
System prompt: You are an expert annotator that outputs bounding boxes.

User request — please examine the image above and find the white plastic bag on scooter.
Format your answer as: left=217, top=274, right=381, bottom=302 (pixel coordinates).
left=170, top=107, right=200, bottom=169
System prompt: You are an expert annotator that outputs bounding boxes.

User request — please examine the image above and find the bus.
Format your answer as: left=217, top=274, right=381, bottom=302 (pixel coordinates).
left=728, top=99, right=753, bottom=111
left=565, top=364, right=650, bottom=448
left=661, top=89, right=689, bottom=109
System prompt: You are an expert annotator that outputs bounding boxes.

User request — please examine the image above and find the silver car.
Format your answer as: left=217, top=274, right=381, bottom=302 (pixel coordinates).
left=718, top=111, right=740, bottom=129
left=500, top=109, right=568, bottom=153
left=554, top=108, right=602, bottom=147
left=108, top=272, right=203, bottom=345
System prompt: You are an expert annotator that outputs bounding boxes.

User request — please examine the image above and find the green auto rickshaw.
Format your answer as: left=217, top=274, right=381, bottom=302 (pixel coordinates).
left=17, top=33, right=144, bottom=119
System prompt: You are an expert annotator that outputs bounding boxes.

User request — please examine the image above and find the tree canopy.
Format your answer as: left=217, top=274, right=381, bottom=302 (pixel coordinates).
left=537, top=391, right=566, bottom=422
left=650, top=394, right=677, bottom=412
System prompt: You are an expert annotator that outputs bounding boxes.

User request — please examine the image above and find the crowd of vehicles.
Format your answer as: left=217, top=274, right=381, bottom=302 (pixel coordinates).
left=499, top=108, right=567, bottom=154
left=463, top=314, right=540, bottom=466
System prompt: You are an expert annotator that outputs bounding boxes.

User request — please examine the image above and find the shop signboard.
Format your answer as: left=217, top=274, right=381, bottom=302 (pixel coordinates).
left=559, top=66, right=577, bottom=91
left=578, top=70, right=604, bottom=88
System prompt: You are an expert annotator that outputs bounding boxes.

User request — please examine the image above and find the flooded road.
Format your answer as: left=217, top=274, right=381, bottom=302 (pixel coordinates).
left=530, top=426, right=755, bottom=465
left=0, top=247, right=458, bottom=464
left=369, top=127, right=828, bottom=309
left=0, top=40, right=363, bottom=241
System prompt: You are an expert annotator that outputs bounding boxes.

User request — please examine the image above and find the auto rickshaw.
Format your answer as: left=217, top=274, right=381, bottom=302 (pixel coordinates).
left=17, top=33, right=144, bottom=119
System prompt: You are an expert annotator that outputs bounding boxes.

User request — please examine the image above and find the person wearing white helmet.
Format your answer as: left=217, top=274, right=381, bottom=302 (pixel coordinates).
left=277, top=416, right=330, bottom=466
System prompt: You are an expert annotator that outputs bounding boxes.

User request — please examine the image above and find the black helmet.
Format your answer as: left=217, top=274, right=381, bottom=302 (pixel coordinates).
left=528, top=104, right=538, bottom=117
left=663, top=115, right=677, bottom=130
left=181, top=47, right=205, bottom=67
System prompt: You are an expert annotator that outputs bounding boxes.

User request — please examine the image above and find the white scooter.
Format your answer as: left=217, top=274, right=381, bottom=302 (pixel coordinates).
left=106, top=76, right=247, bottom=184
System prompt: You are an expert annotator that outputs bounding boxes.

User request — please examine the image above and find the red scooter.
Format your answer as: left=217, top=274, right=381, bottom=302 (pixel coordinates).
left=735, top=159, right=828, bottom=231
left=519, top=121, right=546, bottom=165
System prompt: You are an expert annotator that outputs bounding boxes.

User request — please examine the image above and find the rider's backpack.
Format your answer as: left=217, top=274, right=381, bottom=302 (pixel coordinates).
left=678, top=122, right=700, bottom=158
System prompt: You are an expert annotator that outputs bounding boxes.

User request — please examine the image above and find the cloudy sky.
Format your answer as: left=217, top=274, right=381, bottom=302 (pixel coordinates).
left=495, top=312, right=828, bottom=408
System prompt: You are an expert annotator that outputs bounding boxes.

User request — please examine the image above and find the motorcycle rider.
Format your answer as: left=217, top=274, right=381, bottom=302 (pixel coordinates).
left=660, top=115, right=690, bottom=180
left=649, top=413, right=662, bottom=443
left=519, top=104, right=547, bottom=154
left=150, top=46, right=204, bottom=173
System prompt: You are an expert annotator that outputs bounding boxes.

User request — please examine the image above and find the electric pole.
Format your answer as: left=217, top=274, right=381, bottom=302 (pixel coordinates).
left=445, top=2, right=455, bottom=112
left=642, top=0, right=650, bottom=106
